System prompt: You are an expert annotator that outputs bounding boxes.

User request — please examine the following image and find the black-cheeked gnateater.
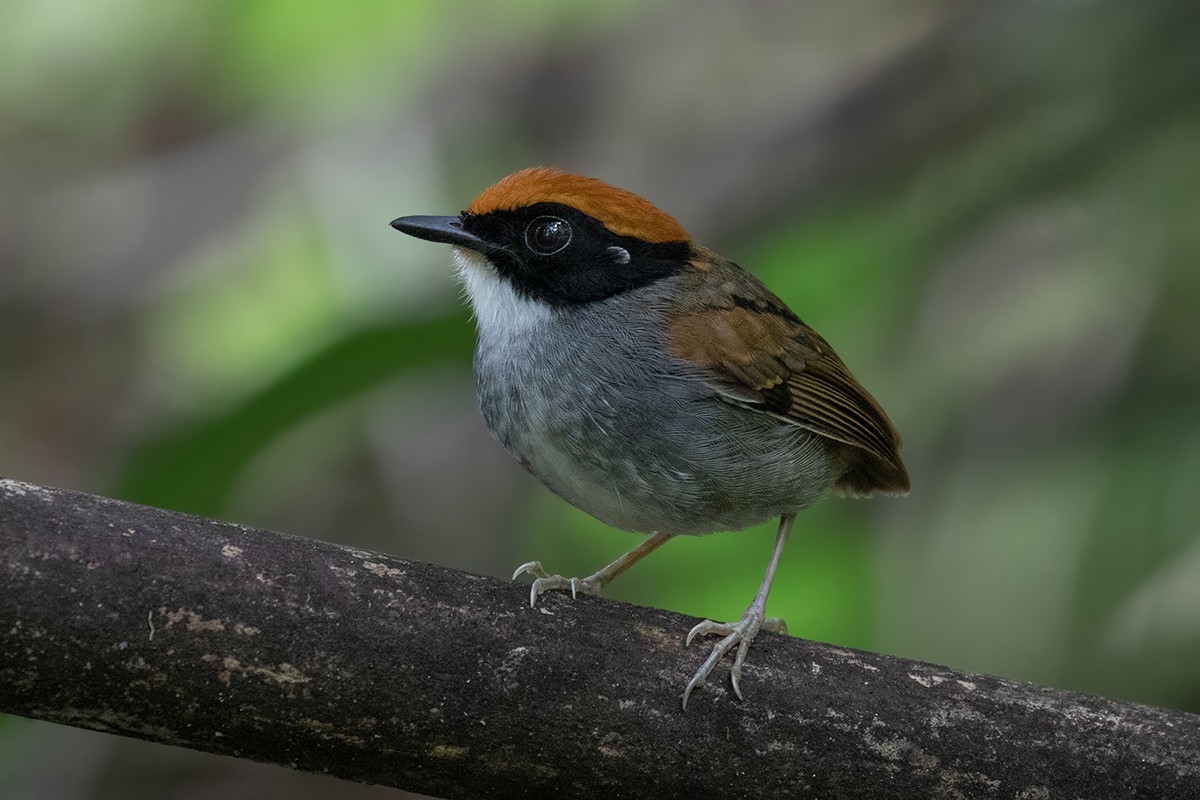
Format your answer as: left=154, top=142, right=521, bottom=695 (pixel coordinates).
left=391, top=167, right=909, bottom=709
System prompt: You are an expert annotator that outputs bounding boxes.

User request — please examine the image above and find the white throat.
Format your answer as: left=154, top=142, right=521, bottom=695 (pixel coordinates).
left=453, top=248, right=554, bottom=336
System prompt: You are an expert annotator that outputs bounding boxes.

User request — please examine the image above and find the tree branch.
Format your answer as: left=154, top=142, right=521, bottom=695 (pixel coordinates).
left=1, top=478, right=1197, bottom=799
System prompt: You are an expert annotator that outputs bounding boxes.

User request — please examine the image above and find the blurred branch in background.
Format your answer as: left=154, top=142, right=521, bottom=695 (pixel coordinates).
left=3, top=1, right=1200, bottom=797
left=4, top=479, right=1199, bottom=800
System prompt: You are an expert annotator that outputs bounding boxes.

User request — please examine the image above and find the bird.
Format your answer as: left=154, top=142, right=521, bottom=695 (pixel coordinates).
left=390, top=167, right=909, bottom=709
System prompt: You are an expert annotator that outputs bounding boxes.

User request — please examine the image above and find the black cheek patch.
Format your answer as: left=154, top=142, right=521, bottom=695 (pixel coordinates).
left=463, top=204, right=691, bottom=306
left=536, top=241, right=687, bottom=305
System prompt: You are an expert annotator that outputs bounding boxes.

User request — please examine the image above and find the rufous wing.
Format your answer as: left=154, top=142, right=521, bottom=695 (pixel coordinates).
left=668, top=288, right=909, bottom=497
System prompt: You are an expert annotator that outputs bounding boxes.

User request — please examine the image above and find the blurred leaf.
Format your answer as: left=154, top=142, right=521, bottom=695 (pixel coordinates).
left=113, top=313, right=473, bottom=516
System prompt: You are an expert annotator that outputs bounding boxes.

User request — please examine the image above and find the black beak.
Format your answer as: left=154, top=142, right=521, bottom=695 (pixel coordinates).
left=389, top=215, right=491, bottom=253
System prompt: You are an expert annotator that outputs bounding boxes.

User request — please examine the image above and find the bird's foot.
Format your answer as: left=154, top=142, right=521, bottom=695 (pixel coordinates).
left=512, top=561, right=604, bottom=608
left=682, top=605, right=787, bottom=710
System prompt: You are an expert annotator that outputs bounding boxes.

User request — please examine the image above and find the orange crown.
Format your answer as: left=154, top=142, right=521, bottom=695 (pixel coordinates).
left=466, top=167, right=690, bottom=244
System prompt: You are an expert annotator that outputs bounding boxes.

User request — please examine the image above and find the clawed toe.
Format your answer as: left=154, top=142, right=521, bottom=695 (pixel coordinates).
left=512, top=561, right=602, bottom=607
left=512, top=538, right=787, bottom=712
left=685, top=618, right=733, bottom=646
left=512, top=560, right=551, bottom=582
left=682, top=606, right=783, bottom=710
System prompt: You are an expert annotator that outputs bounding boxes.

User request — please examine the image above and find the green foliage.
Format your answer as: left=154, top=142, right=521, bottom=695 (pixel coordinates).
left=115, top=314, right=474, bottom=516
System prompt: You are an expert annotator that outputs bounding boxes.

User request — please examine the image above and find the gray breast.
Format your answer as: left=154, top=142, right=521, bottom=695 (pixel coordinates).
left=472, top=298, right=833, bottom=536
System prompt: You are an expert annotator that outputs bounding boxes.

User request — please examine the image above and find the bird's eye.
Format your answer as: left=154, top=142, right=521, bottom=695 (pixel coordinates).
left=525, top=216, right=572, bottom=255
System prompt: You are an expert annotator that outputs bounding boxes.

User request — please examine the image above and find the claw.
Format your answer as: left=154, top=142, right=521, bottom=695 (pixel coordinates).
left=511, top=560, right=603, bottom=607
left=512, top=560, right=547, bottom=580
left=685, top=619, right=731, bottom=647
left=682, top=605, right=783, bottom=710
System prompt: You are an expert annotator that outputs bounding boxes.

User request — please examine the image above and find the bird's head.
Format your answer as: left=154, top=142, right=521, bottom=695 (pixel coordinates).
left=391, top=167, right=693, bottom=309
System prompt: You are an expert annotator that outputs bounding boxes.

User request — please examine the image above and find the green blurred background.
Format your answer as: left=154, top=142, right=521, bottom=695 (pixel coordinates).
left=3, top=1, right=1199, bottom=797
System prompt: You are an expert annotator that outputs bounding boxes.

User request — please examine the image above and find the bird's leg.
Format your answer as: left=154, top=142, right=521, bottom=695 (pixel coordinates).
left=513, top=531, right=673, bottom=608
left=682, top=513, right=794, bottom=710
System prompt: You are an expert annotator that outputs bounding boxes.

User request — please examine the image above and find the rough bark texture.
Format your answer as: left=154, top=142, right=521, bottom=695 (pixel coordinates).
left=1, top=478, right=1197, bottom=799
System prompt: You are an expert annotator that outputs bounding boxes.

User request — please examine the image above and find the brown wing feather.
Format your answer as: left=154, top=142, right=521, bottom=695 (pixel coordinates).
left=668, top=265, right=909, bottom=496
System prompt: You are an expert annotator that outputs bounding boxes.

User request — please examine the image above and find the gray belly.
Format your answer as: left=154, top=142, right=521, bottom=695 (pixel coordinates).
left=474, top=316, right=834, bottom=536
